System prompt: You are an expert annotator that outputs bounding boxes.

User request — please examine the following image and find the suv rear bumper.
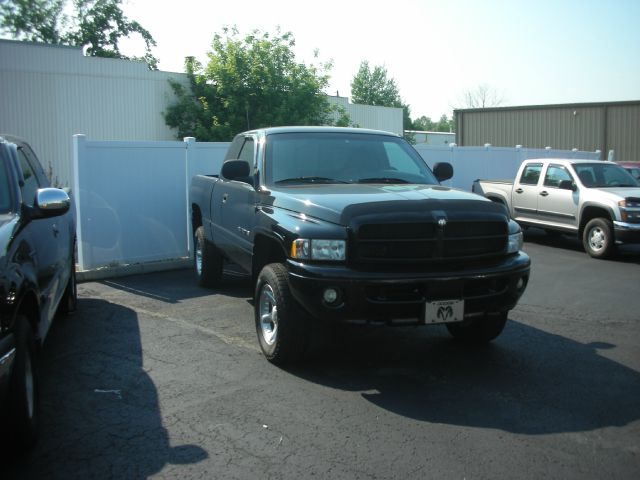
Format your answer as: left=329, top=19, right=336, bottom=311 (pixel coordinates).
left=614, top=221, right=640, bottom=244
left=286, top=253, right=531, bottom=324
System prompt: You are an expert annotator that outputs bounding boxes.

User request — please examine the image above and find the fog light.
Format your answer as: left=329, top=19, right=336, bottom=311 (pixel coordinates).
left=323, top=288, right=339, bottom=304
left=516, top=277, right=525, bottom=290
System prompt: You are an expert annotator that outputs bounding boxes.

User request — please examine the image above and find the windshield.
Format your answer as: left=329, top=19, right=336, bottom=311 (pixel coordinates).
left=573, top=163, right=640, bottom=188
left=0, top=158, right=12, bottom=213
left=264, top=132, right=439, bottom=186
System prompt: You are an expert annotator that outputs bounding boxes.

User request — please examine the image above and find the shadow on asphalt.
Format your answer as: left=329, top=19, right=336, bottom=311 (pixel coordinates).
left=4, top=298, right=207, bottom=479
left=523, top=227, right=640, bottom=263
left=288, top=318, right=640, bottom=435
left=99, top=266, right=253, bottom=303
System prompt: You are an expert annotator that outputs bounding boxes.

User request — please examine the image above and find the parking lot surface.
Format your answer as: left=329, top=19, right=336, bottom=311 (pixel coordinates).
left=5, top=229, right=640, bottom=479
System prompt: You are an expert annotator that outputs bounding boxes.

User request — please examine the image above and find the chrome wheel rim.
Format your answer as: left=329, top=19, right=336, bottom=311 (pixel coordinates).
left=195, top=236, right=203, bottom=276
left=24, top=349, right=35, bottom=420
left=258, top=284, right=278, bottom=346
left=588, top=227, right=606, bottom=251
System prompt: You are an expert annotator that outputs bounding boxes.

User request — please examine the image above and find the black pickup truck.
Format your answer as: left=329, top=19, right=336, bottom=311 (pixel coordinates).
left=190, top=127, right=530, bottom=364
left=1, top=135, right=76, bottom=450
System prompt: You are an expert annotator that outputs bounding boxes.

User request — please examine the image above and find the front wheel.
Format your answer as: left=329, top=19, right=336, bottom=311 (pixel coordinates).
left=582, top=218, right=615, bottom=259
left=446, top=311, right=508, bottom=344
left=7, top=316, right=39, bottom=450
left=254, top=263, right=309, bottom=365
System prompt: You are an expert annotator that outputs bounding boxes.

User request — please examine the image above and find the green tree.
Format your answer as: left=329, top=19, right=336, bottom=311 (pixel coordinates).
left=0, top=0, right=158, bottom=69
left=350, top=61, right=403, bottom=107
left=411, top=114, right=454, bottom=133
left=350, top=61, right=413, bottom=136
left=164, top=27, right=350, bottom=141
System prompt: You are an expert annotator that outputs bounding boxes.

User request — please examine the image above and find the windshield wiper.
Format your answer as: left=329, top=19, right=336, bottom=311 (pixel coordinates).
left=275, top=176, right=350, bottom=184
left=357, top=177, right=410, bottom=184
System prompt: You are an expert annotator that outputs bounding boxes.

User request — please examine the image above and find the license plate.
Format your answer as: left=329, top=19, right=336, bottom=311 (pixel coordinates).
left=424, top=299, right=464, bottom=324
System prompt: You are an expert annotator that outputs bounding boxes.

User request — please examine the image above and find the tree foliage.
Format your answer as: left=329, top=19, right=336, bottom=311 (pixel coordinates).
left=0, top=0, right=158, bottom=69
left=164, top=27, right=350, bottom=141
left=350, top=61, right=413, bottom=135
left=351, top=61, right=403, bottom=108
left=412, top=114, right=454, bottom=133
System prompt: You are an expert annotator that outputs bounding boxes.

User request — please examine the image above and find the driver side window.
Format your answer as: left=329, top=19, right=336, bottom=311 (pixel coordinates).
left=18, top=148, right=40, bottom=207
left=238, top=138, right=255, bottom=167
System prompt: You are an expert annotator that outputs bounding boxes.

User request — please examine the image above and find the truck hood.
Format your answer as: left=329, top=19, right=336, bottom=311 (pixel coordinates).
left=590, top=187, right=640, bottom=202
left=269, top=184, right=504, bottom=225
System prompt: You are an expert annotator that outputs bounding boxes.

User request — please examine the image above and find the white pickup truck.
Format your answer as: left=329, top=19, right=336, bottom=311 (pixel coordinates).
left=473, top=159, right=640, bottom=258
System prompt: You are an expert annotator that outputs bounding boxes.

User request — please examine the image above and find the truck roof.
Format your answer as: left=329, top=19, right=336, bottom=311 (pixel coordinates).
left=246, top=126, right=401, bottom=137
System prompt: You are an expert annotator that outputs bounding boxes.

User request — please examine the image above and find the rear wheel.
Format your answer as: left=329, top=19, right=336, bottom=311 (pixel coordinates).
left=582, top=218, right=615, bottom=259
left=194, top=226, right=223, bottom=287
left=446, top=312, right=508, bottom=344
left=7, top=316, right=39, bottom=450
left=255, top=263, right=310, bottom=365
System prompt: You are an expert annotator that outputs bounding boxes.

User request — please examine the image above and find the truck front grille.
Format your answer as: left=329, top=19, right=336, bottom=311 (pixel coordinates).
left=353, top=220, right=507, bottom=263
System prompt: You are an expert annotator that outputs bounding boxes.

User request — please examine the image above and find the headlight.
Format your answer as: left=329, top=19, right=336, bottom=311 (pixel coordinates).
left=290, top=239, right=346, bottom=261
left=618, top=199, right=640, bottom=223
left=507, top=220, right=523, bottom=254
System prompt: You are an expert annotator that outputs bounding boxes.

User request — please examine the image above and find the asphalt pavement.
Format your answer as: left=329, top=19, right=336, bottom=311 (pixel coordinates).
left=5, top=229, right=640, bottom=479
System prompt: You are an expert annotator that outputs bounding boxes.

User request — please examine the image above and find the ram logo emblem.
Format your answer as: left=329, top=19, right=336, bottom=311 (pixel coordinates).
left=437, top=306, right=454, bottom=321
left=437, top=218, right=447, bottom=229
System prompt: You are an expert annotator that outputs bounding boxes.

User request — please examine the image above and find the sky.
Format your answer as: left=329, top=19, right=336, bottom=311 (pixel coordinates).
left=119, top=0, right=640, bottom=120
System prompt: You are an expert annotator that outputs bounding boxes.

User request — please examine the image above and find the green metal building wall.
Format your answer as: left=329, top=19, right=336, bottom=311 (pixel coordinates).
left=455, top=101, right=640, bottom=161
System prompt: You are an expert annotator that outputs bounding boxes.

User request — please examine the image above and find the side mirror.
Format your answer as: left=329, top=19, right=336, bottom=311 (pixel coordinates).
left=433, top=162, right=453, bottom=182
left=33, top=188, right=70, bottom=218
left=221, top=160, right=251, bottom=182
left=558, top=179, right=577, bottom=191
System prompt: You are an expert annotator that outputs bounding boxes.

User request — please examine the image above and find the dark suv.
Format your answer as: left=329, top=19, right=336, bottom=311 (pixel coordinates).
left=0, top=135, right=77, bottom=451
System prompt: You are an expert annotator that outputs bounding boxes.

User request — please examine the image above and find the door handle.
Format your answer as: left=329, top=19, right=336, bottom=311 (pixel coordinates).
left=539, top=191, right=549, bottom=197
left=515, top=188, right=523, bottom=194
left=52, top=224, right=60, bottom=237
left=222, top=193, right=228, bottom=203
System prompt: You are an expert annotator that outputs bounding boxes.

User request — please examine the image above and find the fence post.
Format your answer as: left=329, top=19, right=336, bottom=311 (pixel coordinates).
left=184, top=137, right=196, bottom=258
left=72, top=134, right=87, bottom=271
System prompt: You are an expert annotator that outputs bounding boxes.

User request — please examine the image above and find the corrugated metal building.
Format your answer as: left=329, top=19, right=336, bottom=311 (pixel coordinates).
left=0, top=39, right=188, bottom=187
left=1, top=39, right=403, bottom=188
left=405, top=130, right=455, bottom=145
left=454, top=101, right=640, bottom=161
left=326, top=96, right=403, bottom=135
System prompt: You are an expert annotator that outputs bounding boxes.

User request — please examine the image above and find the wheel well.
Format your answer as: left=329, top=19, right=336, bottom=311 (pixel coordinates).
left=487, top=195, right=505, bottom=205
left=192, top=204, right=202, bottom=232
left=253, top=235, right=287, bottom=282
left=580, top=206, right=612, bottom=234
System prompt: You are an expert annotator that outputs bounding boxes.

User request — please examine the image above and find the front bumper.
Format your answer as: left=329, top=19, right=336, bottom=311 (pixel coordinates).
left=287, top=252, right=531, bottom=324
left=613, top=221, right=640, bottom=244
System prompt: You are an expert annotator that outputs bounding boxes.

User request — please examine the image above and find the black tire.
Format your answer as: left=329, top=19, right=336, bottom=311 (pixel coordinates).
left=254, top=263, right=310, bottom=365
left=58, top=247, right=77, bottom=315
left=446, top=311, right=508, bottom=344
left=194, top=226, right=223, bottom=287
left=582, top=218, right=615, bottom=259
left=7, top=316, right=39, bottom=450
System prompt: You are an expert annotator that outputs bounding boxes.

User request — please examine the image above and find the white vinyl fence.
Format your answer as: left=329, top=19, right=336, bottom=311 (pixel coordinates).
left=73, top=136, right=599, bottom=274
left=415, top=144, right=599, bottom=190
left=73, top=135, right=229, bottom=272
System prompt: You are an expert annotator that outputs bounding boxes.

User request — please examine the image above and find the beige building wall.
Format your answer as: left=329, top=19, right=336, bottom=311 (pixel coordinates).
left=0, top=39, right=188, bottom=187
left=455, top=101, right=640, bottom=161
